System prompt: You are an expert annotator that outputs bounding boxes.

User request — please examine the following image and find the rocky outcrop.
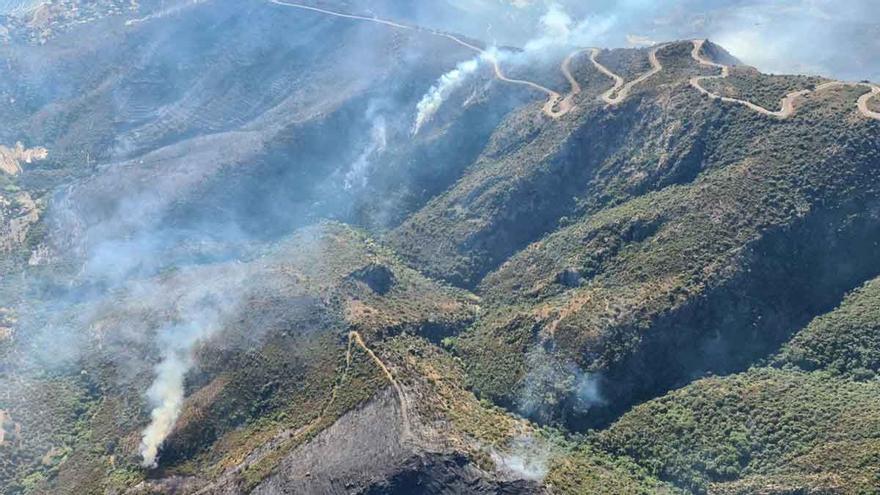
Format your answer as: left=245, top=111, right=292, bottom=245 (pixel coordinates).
left=0, top=142, right=47, bottom=176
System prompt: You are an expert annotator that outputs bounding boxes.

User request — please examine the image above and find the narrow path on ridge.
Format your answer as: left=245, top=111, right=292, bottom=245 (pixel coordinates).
left=189, top=331, right=409, bottom=495
left=588, top=44, right=667, bottom=105
left=689, top=39, right=880, bottom=121
left=347, top=331, right=410, bottom=438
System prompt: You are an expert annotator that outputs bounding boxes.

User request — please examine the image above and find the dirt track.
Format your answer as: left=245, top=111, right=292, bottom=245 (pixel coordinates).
left=269, top=0, right=571, bottom=118
left=689, top=39, right=880, bottom=121
left=347, top=331, right=410, bottom=437
left=267, top=1, right=688, bottom=119
left=188, top=331, right=408, bottom=495
left=589, top=44, right=667, bottom=106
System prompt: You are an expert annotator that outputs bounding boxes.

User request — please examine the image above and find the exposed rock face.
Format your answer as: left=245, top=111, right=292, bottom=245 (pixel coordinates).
left=0, top=142, right=47, bottom=176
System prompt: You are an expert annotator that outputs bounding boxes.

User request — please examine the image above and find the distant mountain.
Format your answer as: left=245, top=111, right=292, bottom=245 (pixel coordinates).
left=1, top=1, right=879, bottom=494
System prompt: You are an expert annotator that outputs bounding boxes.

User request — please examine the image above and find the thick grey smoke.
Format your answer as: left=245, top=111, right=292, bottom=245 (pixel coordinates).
left=5, top=0, right=466, bottom=472
left=6, top=0, right=492, bottom=473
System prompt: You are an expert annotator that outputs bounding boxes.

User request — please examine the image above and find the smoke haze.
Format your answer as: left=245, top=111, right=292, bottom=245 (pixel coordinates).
left=357, top=0, right=880, bottom=82
left=1, top=0, right=877, bottom=480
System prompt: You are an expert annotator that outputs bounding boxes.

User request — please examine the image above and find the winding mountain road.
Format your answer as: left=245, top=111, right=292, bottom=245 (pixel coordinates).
left=589, top=44, right=667, bottom=105
left=690, top=39, right=880, bottom=121
left=268, top=3, right=878, bottom=123
left=268, top=1, right=681, bottom=119
left=269, top=0, right=571, bottom=118
left=588, top=48, right=623, bottom=102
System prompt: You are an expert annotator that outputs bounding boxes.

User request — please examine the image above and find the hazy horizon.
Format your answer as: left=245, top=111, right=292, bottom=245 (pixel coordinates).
left=3, top=1, right=877, bottom=81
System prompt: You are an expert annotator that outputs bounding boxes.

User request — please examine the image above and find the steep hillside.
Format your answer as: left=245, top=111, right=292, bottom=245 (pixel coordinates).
left=449, top=46, right=880, bottom=427
left=601, top=368, right=880, bottom=494
left=595, top=277, right=880, bottom=493
left=2, top=223, right=480, bottom=493
left=2, top=1, right=880, bottom=494
left=775, top=277, right=880, bottom=379
left=389, top=41, right=719, bottom=288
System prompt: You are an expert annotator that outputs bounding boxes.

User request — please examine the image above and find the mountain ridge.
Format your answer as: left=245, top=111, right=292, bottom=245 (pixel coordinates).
left=1, top=1, right=880, bottom=494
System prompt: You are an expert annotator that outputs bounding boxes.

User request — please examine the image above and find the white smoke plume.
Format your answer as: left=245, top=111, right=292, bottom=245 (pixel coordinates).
left=522, top=2, right=614, bottom=53
left=517, top=347, right=606, bottom=424
left=491, top=434, right=554, bottom=481
left=138, top=268, right=245, bottom=468
left=532, top=2, right=575, bottom=47
left=412, top=3, right=617, bottom=136
left=140, top=329, right=193, bottom=468
left=412, top=56, right=483, bottom=135
left=345, top=113, right=387, bottom=190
